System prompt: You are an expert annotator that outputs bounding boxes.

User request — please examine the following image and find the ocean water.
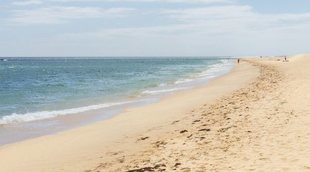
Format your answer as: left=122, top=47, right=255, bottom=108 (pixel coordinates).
left=0, top=57, right=233, bottom=125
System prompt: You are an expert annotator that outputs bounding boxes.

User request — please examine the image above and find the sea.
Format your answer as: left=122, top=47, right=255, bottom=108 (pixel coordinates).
left=0, top=57, right=234, bottom=144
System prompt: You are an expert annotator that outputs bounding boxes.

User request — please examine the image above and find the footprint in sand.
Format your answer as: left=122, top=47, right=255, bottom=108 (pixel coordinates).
left=180, top=130, right=188, bottom=134
left=198, top=128, right=211, bottom=132
left=138, top=136, right=149, bottom=141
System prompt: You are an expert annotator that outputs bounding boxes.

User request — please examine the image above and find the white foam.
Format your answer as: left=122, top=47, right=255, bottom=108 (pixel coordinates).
left=174, top=78, right=194, bottom=84
left=0, top=101, right=134, bottom=125
left=158, top=83, right=167, bottom=87
left=146, top=59, right=233, bottom=96
left=173, top=59, right=233, bottom=85
left=197, top=59, right=233, bottom=78
left=142, top=87, right=188, bottom=95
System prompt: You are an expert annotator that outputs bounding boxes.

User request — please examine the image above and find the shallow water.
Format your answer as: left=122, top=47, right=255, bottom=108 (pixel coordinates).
left=0, top=57, right=233, bottom=125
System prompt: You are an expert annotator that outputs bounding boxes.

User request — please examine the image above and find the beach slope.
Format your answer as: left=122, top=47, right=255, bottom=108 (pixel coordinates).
left=99, top=54, right=310, bottom=171
left=1, top=54, right=310, bottom=171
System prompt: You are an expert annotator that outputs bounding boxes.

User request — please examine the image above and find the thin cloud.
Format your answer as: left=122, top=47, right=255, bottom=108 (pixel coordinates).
left=162, top=5, right=254, bottom=21
left=12, top=0, right=43, bottom=6
left=160, top=5, right=310, bottom=30
left=9, top=7, right=135, bottom=24
left=50, top=0, right=233, bottom=4
left=62, top=4, right=310, bottom=39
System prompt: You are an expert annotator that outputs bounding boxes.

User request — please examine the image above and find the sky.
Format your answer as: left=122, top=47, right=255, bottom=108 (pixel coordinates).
left=0, top=0, right=309, bottom=57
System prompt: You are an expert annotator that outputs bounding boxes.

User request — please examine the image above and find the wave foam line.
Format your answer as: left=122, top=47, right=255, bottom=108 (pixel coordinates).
left=174, top=59, right=233, bottom=84
left=142, top=87, right=188, bottom=95
left=0, top=101, right=134, bottom=125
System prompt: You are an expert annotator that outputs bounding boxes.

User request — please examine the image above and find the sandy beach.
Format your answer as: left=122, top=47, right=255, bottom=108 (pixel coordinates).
left=0, top=54, right=310, bottom=172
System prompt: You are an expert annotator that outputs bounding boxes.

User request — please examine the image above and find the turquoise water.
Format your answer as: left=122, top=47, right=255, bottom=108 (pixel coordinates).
left=0, top=57, right=233, bottom=125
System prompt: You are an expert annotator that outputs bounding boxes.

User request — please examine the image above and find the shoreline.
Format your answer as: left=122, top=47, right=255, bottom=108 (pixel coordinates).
left=93, top=54, right=310, bottom=171
left=1, top=54, right=309, bottom=171
left=0, top=59, right=234, bottom=146
left=0, top=58, right=257, bottom=171
left=0, top=58, right=233, bottom=125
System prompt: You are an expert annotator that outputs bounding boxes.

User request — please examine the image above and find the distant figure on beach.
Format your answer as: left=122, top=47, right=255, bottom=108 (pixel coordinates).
left=237, top=59, right=240, bottom=64
left=260, top=56, right=262, bottom=58
left=284, top=56, right=287, bottom=61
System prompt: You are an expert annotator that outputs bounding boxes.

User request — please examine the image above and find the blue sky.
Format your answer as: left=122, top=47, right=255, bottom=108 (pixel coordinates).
left=0, top=0, right=309, bottom=57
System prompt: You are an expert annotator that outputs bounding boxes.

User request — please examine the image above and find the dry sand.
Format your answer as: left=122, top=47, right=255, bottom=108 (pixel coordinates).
left=0, top=54, right=309, bottom=172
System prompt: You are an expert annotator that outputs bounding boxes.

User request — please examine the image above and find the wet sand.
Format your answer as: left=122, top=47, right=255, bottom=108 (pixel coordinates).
left=1, top=54, right=310, bottom=171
